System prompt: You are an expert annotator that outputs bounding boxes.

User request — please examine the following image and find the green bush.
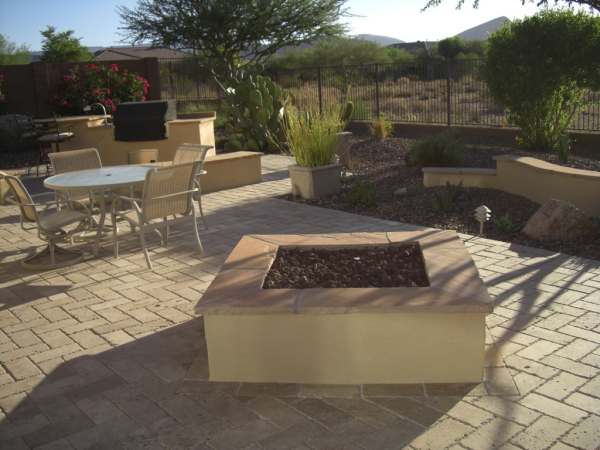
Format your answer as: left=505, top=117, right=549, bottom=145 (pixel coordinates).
left=346, top=179, right=377, bottom=208
left=483, top=10, right=600, bottom=152
left=284, top=108, right=343, bottom=167
left=370, top=114, right=393, bottom=141
left=431, top=182, right=463, bottom=212
left=493, top=213, right=521, bottom=235
left=406, top=131, right=464, bottom=167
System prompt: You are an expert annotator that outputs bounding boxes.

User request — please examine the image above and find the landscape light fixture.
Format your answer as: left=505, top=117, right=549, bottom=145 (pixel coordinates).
left=474, top=205, right=492, bottom=235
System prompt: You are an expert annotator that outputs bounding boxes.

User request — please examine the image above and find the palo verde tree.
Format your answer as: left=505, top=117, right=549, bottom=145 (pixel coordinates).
left=40, top=26, right=92, bottom=62
left=423, top=0, right=600, bottom=12
left=483, top=10, right=600, bottom=151
left=119, top=0, right=348, bottom=153
left=118, top=0, right=348, bottom=86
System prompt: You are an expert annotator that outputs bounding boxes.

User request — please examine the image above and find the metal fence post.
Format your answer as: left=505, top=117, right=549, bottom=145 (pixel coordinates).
left=446, top=60, right=452, bottom=127
left=375, top=64, right=380, bottom=118
left=317, top=67, right=323, bottom=115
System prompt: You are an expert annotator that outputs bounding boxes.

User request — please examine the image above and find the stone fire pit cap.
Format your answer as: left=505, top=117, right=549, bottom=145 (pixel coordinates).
left=196, top=230, right=494, bottom=315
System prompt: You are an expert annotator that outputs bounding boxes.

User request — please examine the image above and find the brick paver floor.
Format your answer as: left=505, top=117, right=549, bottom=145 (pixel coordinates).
left=0, top=155, right=599, bottom=449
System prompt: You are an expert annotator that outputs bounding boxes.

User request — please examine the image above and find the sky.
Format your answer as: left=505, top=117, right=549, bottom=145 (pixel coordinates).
left=0, top=0, right=549, bottom=51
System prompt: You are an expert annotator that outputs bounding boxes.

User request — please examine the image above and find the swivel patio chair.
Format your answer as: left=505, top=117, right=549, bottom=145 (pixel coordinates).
left=4, top=175, right=89, bottom=269
left=173, top=143, right=212, bottom=228
left=111, top=161, right=203, bottom=270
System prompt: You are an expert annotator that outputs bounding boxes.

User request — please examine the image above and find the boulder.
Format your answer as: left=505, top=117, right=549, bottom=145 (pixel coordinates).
left=522, top=199, right=597, bottom=242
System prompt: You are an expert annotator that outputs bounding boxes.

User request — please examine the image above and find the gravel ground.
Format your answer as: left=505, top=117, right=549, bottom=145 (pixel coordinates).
left=263, top=244, right=429, bottom=288
left=284, top=137, right=600, bottom=260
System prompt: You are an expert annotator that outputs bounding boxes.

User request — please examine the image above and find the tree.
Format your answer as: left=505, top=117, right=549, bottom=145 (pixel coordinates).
left=483, top=10, right=600, bottom=151
left=0, top=34, right=30, bottom=65
left=40, top=26, right=92, bottom=62
left=118, top=0, right=348, bottom=83
left=437, top=37, right=466, bottom=60
left=265, top=37, right=414, bottom=71
left=423, top=0, right=600, bottom=12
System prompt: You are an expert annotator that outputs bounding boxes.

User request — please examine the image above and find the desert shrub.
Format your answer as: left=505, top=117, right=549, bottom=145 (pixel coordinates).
left=346, top=179, right=377, bottom=208
left=483, top=10, right=600, bottom=152
left=406, top=131, right=464, bottom=167
left=370, top=114, right=393, bottom=141
left=431, top=182, right=463, bottom=212
left=493, top=213, right=521, bottom=235
left=285, top=107, right=343, bottom=167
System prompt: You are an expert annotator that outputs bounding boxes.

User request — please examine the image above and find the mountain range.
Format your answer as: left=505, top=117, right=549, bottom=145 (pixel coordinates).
left=354, top=16, right=509, bottom=46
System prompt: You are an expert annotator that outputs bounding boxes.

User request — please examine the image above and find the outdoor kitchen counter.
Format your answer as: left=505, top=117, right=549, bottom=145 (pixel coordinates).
left=59, top=115, right=216, bottom=165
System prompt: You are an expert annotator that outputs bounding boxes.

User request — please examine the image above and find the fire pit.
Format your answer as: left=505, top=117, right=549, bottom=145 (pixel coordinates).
left=197, top=230, right=493, bottom=384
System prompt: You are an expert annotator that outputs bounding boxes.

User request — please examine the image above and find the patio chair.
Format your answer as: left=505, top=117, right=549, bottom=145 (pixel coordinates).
left=48, top=147, right=104, bottom=208
left=173, top=143, right=212, bottom=228
left=4, top=175, right=89, bottom=269
left=111, top=161, right=203, bottom=270
left=128, top=148, right=159, bottom=165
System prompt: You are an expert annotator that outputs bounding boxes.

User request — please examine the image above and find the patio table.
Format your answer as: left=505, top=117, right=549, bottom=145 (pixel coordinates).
left=44, top=166, right=152, bottom=255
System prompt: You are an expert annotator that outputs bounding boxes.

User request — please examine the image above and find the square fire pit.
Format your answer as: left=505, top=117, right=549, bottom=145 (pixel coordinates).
left=197, top=230, right=493, bottom=385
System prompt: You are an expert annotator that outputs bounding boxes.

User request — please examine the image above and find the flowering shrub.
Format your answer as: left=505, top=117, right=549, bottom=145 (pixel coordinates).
left=54, top=63, right=149, bottom=114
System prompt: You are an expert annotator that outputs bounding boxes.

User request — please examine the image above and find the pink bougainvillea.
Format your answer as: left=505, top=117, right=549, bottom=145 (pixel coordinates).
left=54, top=63, right=149, bottom=114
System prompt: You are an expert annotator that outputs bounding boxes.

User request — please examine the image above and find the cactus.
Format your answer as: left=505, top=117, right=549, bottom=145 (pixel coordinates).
left=340, top=100, right=354, bottom=127
left=223, top=72, right=290, bottom=153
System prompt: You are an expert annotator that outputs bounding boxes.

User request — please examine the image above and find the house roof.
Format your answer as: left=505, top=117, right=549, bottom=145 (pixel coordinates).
left=94, top=46, right=189, bottom=61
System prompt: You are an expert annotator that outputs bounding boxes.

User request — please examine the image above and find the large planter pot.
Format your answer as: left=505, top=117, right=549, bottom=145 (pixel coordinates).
left=289, top=163, right=341, bottom=200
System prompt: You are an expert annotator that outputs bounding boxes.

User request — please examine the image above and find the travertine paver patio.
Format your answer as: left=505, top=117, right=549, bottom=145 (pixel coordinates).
left=0, top=154, right=599, bottom=449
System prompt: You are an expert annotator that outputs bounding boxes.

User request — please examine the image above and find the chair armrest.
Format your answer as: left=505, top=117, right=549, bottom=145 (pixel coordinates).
left=149, top=188, right=198, bottom=201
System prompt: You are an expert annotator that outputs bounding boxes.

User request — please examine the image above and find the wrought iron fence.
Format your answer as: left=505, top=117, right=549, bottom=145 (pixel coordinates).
left=159, top=58, right=600, bottom=132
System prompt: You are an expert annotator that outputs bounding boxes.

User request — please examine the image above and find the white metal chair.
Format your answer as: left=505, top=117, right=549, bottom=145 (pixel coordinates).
left=111, top=162, right=203, bottom=270
left=5, top=175, right=89, bottom=269
left=173, top=143, right=212, bottom=228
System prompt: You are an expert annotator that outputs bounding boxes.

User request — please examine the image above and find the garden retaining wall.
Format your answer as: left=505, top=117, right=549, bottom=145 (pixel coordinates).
left=423, top=155, right=600, bottom=216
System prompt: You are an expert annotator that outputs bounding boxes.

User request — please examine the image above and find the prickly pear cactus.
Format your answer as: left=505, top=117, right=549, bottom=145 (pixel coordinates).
left=224, top=71, right=290, bottom=153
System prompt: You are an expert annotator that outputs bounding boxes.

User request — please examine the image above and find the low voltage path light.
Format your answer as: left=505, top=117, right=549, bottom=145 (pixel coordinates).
left=474, top=205, right=491, bottom=235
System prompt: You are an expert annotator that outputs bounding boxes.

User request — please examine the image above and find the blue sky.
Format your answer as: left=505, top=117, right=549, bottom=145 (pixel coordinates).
left=1, top=0, right=545, bottom=50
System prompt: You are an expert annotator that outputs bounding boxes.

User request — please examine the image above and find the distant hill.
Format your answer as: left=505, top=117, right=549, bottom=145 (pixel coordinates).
left=353, top=34, right=404, bottom=46
left=455, top=16, right=509, bottom=41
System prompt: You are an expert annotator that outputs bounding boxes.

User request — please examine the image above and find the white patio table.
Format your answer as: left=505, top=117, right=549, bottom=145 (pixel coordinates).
left=44, top=166, right=152, bottom=255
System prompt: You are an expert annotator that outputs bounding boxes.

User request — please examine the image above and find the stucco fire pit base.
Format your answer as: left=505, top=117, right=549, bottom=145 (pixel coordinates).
left=197, top=231, right=493, bottom=385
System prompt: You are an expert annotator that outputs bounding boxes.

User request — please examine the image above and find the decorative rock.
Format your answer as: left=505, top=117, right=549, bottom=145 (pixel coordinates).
left=394, top=187, right=408, bottom=197
left=522, top=199, right=597, bottom=242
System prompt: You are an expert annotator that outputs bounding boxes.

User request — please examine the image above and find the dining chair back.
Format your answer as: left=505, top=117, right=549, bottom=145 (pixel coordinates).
left=128, top=149, right=159, bottom=165
left=142, top=162, right=198, bottom=222
left=48, top=148, right=102, bottom=174
left=172, top=143, right=212, bottom=165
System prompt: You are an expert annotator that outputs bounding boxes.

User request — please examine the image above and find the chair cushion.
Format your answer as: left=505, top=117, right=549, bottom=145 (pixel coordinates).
left=38, top=209, right=88, bottom=232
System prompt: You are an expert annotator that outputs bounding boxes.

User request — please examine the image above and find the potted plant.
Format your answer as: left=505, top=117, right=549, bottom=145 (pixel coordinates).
left=286, top=108, right=343, bottom=199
